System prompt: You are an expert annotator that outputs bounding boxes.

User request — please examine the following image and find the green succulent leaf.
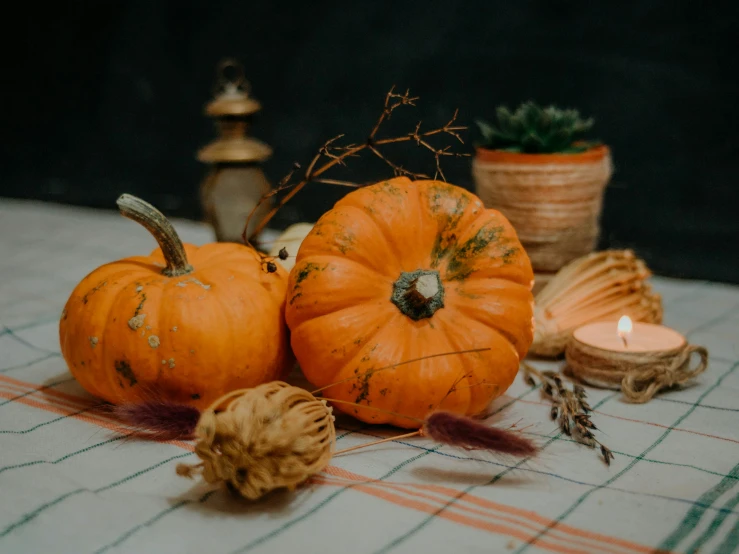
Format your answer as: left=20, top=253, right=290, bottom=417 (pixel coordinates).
left=475, top=120, right=496, bottom=143
left=476, top=101, right=598, bottom=154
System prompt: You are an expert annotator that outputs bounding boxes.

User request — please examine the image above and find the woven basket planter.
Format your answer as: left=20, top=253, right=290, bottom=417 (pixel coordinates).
left=472, top=145, right=613, bottom=273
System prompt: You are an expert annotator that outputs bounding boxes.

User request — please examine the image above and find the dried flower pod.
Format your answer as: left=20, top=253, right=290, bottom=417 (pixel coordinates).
left=530, top=249, right=663, bottom=357
left=177, top=382, right=336, bottom=500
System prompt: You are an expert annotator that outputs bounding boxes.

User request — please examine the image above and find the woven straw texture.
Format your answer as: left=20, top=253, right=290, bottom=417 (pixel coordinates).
left=472, top=149, right=613, bottom=272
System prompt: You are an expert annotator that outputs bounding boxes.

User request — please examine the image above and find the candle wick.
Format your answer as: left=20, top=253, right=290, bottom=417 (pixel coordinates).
left=621, top=335, right=628, bottom=349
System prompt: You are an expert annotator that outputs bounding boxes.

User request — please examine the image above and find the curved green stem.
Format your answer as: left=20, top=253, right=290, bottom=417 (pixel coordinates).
left=116, top=194, right=193, bottom=277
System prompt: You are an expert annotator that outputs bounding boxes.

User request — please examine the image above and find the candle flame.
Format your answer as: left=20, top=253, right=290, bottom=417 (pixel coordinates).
left=617, top=315, right=632, bottom=348
left=617, top=315, right=633, bottom=336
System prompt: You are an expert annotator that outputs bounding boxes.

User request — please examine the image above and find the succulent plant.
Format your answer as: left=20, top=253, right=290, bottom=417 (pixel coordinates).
left=476, top=101, right=600, bottom=154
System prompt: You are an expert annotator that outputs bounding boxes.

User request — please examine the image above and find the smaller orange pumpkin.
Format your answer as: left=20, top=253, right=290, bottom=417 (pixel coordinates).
left=59, top=194, right=293, bottom=410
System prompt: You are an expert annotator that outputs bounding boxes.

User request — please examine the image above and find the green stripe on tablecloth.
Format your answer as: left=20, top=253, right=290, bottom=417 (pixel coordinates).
left=525, top=431, right=739, bottom=483
left=374, top=392, right=618, bottom=554
left=0, top=435, right=127, bottom=476
left=0, top=352, right=60, bottom=374
left=656, top=397, right=739, bottom=413
left=357, top=427, right=739, bottom=515
left=88, top=428, right=362, bottom=552
left=93, top=491, right=217, bottom=554
left=0, top=489, right=86, bottom=538
left=1, top=326, right=59, bottom=355
left=234, top=448, right=441, bottom=554
left=515, top=359, right=739, bottom=554
left=713, top=512, right=739, bottom=554
left=684, top=488, right=739, bottom=553
left=2, top=316, right=61, bottom=334
left=0, top=405, right=98, bottom=434
left=0, top=452, right=193, bottom=538
left=658, top=462, right=739, bottom=551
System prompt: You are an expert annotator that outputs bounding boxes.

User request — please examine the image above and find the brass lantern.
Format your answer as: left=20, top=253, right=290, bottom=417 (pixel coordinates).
left=198, top=59, right=272, bottom=243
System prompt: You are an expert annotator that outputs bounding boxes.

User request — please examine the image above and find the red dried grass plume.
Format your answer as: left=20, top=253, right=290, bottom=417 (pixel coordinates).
left=112, top=401, right=201, bottom=441
left=422, top=411, right=538, bottom=457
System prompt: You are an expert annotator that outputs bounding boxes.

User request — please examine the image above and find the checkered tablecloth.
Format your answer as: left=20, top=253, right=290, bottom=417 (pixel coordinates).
left=1, top=197, right=738, bottom=554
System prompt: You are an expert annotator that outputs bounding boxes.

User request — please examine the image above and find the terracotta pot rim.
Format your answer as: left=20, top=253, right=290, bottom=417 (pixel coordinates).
left=474, top=144, right=610, bottom=165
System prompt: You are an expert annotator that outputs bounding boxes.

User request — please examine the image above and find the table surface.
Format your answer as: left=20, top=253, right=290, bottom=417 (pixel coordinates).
left=1, top=198, right=738, bottom=554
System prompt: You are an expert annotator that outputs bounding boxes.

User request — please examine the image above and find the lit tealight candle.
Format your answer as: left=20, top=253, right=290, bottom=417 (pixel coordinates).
left=565, top=315, right=707, bottom=403
left=574, top=315, right=685, bottom=353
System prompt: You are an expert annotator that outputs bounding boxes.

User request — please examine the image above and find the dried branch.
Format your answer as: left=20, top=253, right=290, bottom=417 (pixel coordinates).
left=312, top=178, right=363, bottom=188
left=521, top=362, right=614, bottom=466
left=241, top=85, right=471, bottom=247
left=368, top=145, right=429, bottom=179
left=368, top=86, right=419, bottom=140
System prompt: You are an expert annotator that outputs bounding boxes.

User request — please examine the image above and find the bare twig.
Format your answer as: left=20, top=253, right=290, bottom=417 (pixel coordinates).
left=368, top=86, right=419, bottom=140
left=312, top=178, right=363, bottom=188
left=368, top=145, right=430, bottom=179
left=241, top=85, right=471, bottom=247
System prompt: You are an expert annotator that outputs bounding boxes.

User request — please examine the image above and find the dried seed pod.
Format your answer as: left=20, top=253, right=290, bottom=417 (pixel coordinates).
left=176, top=382, right=336, bottom=500
left=559, top=414, right=571, bottom=436
left=600, top=444, right=614, bottom=465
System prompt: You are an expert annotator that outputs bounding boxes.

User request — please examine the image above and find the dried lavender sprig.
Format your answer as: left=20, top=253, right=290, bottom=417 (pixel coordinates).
left=521, top=362, right=614, bottom=466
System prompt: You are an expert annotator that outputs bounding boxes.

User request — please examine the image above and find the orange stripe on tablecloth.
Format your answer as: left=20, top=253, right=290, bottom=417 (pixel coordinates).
left=321, top=468, right=656, bottom=554
left=0, top=381, right=123, bottom=426
left=517, top=398, right=739, bottom=445
left=316, top=474, right=633, bottom=554
left=0, top=377, right=648, bottom=553
left=5, top=375, right=737, bottom=446
left=0, top=391, right=194, bottom=452
left=0, top=381, right=101, bottom=413
left=2, top=380, right=668, bottom=554
left=0, top=375, right=680, bottom=552
left=0, top=373, right=99, bottom=405
left=312, top=476, right=595, bottom=554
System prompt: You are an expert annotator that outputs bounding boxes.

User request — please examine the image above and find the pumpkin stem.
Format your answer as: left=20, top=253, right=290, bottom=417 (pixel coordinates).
left=116, top=194, right=194, bottom=277
left=391, top=269, right=445, bottom=320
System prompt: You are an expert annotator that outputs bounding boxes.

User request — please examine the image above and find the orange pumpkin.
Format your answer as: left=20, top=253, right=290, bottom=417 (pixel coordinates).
left=59, top=194, right=293, bottom=410
left=285, top=177, right=534, bottom=428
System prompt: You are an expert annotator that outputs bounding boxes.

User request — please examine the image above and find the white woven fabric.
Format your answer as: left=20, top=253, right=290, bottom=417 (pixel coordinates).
left=1, top=198, right=738, bottom=554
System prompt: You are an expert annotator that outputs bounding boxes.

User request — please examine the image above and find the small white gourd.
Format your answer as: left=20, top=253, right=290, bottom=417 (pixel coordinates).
left=268, top=223, right=315, bottom=271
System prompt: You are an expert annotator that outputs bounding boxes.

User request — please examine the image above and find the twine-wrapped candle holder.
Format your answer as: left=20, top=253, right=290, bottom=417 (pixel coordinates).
left=565, top=321, right=708, bottom=403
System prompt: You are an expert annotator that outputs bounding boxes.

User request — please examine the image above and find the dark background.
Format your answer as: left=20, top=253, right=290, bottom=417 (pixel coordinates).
left=4, top=1, right=738, bottom=282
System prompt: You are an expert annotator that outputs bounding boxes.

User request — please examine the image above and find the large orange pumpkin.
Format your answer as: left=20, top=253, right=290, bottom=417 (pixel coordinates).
left=285, top=177, right=534, bottom=428
left=59, top=194, right=293, bottom=410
